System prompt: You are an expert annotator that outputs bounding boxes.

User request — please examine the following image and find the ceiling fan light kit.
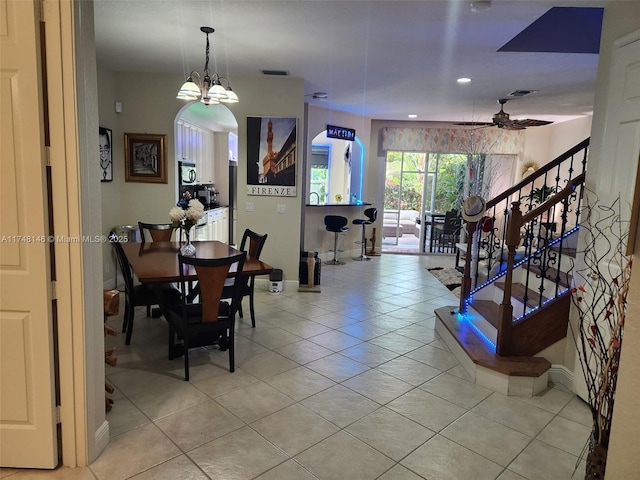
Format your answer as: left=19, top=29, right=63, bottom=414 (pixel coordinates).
left=176, top=26, right=239, bottom=105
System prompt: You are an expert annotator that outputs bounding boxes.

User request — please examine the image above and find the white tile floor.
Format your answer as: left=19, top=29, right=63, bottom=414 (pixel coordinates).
left=1, top=254, right=591, bottom=480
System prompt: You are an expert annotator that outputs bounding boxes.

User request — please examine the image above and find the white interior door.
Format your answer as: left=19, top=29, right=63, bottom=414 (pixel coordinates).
left=0, top=0, right=58, bottom=468
left=573, top=33, right=640, bottom=401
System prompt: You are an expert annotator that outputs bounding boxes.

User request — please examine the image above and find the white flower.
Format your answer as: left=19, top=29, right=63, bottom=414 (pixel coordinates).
left=169, top=206, right=186, bottom=222
left=186, top=199, right=205, bottom=222
left=170, top=198, right=205, bottom=231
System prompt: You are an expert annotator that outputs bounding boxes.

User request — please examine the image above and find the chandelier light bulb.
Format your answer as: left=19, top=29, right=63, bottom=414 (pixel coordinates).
left=221, top=87, right=239, bottom=104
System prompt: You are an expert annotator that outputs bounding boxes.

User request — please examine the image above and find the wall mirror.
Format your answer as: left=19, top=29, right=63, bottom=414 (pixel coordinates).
left=308, top=130, right=363, bottom=204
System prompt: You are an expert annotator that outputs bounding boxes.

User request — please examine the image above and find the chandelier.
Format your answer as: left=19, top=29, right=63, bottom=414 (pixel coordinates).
left=176, top=26, right=239, bottom=105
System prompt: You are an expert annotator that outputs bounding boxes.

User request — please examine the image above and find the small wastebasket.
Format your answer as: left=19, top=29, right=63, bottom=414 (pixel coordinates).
left=113, top=225, right=141, bottom=243
left=269, top=269, right=283, bottom=294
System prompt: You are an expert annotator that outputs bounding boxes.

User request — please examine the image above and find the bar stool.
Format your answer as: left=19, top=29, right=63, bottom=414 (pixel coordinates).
left=352, top=207, right=377, bottom=261
left=324, top=215, right=349, bottom=265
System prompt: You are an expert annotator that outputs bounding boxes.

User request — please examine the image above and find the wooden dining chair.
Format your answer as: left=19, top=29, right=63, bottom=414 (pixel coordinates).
left=162, top=252, right=247, bottom=381
left=109, top=232, right=178, bottom=345
left=221, top=229, right=268, bottom=327
left=138, top=222, right=176, bottom=243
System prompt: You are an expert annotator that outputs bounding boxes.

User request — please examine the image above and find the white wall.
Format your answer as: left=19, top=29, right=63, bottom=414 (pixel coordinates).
left=522, top=116, right=592, bottom=173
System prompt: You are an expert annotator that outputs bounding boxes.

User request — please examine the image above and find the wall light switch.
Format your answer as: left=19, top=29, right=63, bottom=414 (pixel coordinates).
left=277, top=204, right=286, bottom=214
left=114, top=101, right=123, bottom=113
left=245, top=202, right=254, bottom=212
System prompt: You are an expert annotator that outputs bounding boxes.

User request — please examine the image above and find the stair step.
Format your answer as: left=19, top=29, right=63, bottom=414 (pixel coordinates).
left=469, top=300, right=505, bottom=329
left=527, top=264, right=573, bottom=288
left=435, top=307, right=551, bottom=378
left=495, top=282, right=550, bottom=308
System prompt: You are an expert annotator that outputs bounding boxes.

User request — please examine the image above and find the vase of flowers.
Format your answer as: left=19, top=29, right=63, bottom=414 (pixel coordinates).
left=169, top=192, right=205, bottom=257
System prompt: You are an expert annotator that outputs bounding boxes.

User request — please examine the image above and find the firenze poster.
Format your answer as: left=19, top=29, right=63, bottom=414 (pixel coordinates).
left=246, top=117, right=297, bottom=197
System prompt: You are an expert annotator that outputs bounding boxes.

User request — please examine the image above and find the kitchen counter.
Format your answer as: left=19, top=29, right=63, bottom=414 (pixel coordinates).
left=202, top=204, right=228, bottom=211
left=305, top=202, right=372, bottom=207
left=194, top=206, right=229, bottom=244
left=303, top=203, right=376, bottom=256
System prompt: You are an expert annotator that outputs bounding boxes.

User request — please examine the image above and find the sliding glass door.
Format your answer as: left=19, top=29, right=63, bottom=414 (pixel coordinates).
left=383, top=152, right=426, bottom=250
left=383, top=151, right=467, bottom=253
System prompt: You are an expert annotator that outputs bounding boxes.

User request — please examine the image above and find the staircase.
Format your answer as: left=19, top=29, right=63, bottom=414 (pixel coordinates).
left=435, top=138, right=589, bottom=395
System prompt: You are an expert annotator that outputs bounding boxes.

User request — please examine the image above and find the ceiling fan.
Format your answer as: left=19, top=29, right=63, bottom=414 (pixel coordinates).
left=455, top=98, right=553, bottom=130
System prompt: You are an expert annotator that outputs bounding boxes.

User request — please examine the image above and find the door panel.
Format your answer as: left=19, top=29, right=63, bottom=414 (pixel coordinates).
left=0, top=0, right=58, bottom=468
left=573, top=35, right=640, bottom=402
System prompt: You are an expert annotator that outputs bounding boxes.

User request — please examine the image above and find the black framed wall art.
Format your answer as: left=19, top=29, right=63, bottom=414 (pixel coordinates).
left=246, top=117, right=297, bottom=196
left=99, top=127, right=113, bottom=182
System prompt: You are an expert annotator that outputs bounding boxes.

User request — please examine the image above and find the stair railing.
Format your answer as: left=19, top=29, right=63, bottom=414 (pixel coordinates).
left=495, top=174, right=585, bottom=354
left=460, top=139, right=589, bottom=303
left=459, top=139, right=589, bottom=355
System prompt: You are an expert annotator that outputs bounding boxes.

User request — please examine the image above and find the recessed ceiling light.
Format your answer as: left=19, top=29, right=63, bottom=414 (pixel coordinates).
left=457, top=77, right=472, bottom=84
left=408, top=114, right=418, bottom=118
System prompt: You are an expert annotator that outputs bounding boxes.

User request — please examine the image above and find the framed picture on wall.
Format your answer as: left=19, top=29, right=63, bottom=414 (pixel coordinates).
left=99, top=127, right=113, bottom=182
left=246, top=117, right=297, bottom=196
left=124, top=133, right=167, bottom=183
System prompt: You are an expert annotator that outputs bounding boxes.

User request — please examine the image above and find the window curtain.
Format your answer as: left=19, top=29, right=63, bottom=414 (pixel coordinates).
left=381, top=127, right=524, bottom=155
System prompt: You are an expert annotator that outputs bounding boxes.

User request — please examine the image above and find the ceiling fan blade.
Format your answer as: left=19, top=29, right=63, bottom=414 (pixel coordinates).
left=453, top=121, right=493, bottom=126
left=511, top=119, right=554, bottom=128
left=501, top=123, right=527, bottom=131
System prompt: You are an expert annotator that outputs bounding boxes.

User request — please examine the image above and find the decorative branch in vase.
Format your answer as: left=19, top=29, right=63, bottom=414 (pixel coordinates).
left=569, top=193, right=632, bottom=480
left=169, top=192, right=205, bottom=256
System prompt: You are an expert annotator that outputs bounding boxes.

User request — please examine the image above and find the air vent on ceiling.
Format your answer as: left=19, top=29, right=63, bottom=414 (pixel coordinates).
left=508, top=90, right=537, bottom=97
left=261, top=69, right=289, bottom=76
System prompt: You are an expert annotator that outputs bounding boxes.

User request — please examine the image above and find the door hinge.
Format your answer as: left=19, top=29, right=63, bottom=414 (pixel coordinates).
left=56, top=405, right=62, bottom=424
left=45, top=146, right=52, bottom=166
left=51, top=280, right=57, bottom=300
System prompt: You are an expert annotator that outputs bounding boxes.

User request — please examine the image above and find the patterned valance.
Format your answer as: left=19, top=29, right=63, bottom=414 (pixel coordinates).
left=381, top=127, right=524, bottom=155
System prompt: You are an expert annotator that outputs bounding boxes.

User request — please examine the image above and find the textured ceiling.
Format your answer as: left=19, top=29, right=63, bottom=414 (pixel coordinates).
left=94, top=0, right=607, bottom=125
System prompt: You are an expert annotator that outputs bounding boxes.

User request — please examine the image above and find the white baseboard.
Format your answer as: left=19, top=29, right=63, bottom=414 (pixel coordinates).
left=549, top=365, right=575, bottom=393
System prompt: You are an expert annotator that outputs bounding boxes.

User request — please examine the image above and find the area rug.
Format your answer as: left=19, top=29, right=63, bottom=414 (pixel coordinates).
left=427, top=267, right=462, bottom=297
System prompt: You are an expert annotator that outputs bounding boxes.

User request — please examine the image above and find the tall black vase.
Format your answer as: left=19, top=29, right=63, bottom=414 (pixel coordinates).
left=585, top=431, right=607, bottom=480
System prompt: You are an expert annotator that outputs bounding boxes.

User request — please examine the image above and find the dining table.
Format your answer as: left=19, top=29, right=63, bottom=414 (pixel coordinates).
left=120, top=240, right=274, bottom=284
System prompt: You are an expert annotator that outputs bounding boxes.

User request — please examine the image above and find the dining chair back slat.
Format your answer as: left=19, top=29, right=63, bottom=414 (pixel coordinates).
left=193, top=264, right=231, bottom=323
left=138, top=222, right=175, bottom=243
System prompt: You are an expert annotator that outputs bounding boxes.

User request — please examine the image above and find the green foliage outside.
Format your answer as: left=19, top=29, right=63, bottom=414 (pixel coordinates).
left=384, top=151, right=468, bottom=213
left=310, top=166, right=328, bottom=203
